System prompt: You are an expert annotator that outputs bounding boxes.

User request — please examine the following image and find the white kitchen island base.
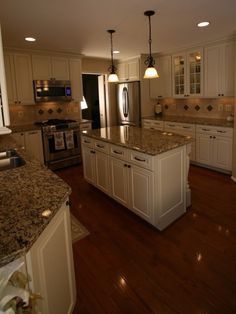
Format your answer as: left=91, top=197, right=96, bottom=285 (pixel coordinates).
left=81, top=127, right=192, bottom=231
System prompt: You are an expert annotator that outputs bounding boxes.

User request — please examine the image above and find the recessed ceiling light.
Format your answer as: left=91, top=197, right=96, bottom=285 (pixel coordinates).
left=197, top=21, right=210, bottom=28
left=113, top=50, right=120, bottom=54
left=25, top=37, right=36, bottom=42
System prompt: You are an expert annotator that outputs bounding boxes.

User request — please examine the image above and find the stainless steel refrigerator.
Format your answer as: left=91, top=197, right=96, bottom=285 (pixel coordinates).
left=117, top=81, right=140, bottom=126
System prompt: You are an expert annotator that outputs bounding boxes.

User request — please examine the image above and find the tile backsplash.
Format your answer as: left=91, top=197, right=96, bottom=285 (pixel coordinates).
left=9, top=101, right=81, bottom=125
left=159, top=97, right=235, bottom=119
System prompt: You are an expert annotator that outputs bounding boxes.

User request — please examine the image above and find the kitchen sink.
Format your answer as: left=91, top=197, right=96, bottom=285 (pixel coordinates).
left=0, top=149, right=25, bottom=171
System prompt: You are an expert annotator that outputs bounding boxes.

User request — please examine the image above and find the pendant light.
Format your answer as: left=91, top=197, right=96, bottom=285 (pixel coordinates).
left=107, top=29, right=119, bottom=82
left=143, top=10, right=159, bottom=79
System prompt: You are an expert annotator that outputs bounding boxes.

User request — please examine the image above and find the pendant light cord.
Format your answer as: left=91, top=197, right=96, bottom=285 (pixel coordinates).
left=148, top=15, right=152, bottom=59
left=110, top=32, right=114, bottom=70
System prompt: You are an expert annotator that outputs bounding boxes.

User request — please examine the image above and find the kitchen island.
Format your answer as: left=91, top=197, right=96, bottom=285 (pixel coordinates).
left=81, top=125, right=192, bottom=230
left=0, top=134, right=76, bottom=314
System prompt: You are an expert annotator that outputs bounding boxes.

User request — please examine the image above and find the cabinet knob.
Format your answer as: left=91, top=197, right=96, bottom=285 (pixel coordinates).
left=124, top=164, right=127, bottom=167
left=127, top=165, right=131, bottom=168
left=66, top=200, right=72, bottom=206
left=18, top=101, right=21, bottom=104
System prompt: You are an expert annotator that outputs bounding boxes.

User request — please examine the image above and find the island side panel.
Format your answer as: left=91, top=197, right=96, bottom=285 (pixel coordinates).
left=154, top=145, right=187, bottom=231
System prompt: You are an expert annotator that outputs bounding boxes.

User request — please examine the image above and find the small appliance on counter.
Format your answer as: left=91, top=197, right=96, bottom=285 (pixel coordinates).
left=226, top=114, right=234, bottom=122
left=154, top=103, right=162, bottom=117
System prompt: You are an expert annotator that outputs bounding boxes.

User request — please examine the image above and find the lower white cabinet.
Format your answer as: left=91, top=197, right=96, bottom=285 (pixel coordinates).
left=142, top=119, right=164, bottom=131
left=12, top=130, right=44, bottom=164
left=196, top=125, right=233, bottom=172
left=82, top=144, right=110, bottom=194
left=82, top=135, right=188, bottom=230
left=26, top=200, right=76, bottom=314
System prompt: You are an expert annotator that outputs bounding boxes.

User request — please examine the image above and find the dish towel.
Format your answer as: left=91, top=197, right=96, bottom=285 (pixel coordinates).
left=54, top=132, right=65, bottom=150
left=65, top=130, right=74, bottom=149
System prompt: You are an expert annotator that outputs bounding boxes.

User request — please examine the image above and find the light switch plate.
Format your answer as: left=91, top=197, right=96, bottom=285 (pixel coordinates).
left=217, top=104, right=224, bottom=111
left=225, top=104, right=232, bottom=112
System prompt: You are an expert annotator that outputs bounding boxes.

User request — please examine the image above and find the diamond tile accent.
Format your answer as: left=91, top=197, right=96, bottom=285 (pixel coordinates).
left=207, top=105, right=213, bottom=111
left=38, top=109, right=44, bottom=115
left=57, top=108, right=62, bottom=113
left=164, top=104, right=169, bottom=110
left=48, top=109, right=53, bottom=114
left=184, top=105, right=189, bottom=111
left=195, top=105, right=200, bottom=111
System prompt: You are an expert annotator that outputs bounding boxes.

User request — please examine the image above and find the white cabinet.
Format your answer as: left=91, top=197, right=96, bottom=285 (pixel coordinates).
left=172, top=48, right=203, bottom=98
left=117, top=58, right=140, bottom=81
left=142, top=119, right=164, bottom=131
left=164, top=121, right=196, bottom=162
left=32, top=55, right=69, bottom=80
left=69, top=58, right=83, bottom=102
left=4, top=52, right=34, bottom=105
left=150, top=55, right=172, bottom=98
left=12, top=130, right=44, bottom=164
left=26, top=200, right=76, bottom=314
left=204, top=41, right=235, bottom=97
left=81, top=135, right=188, bottom=230
left=196, top=125, right=233, bottom=172
left=81, top=138, right=110, bottom=194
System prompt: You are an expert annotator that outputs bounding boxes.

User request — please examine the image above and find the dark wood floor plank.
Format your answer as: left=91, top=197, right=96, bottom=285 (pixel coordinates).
left=56, top=164, right=236, bottom=314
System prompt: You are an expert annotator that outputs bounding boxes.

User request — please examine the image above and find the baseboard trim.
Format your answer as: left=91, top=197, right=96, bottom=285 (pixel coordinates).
left=231, top=176, right=236, bottom=183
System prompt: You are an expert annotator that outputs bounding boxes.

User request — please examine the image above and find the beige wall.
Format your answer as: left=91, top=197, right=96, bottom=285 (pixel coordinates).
left=81, top=57, right=110, bottom=74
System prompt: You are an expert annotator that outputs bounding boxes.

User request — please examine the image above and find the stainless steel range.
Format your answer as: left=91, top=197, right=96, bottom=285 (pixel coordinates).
left=36, top=119, right=81, bottom=170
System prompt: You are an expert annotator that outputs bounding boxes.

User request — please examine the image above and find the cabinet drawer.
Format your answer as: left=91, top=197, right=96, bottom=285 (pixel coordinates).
left=80, top=122, right=92, bottom=131
left=142, top=119, right=153, bottom=128
left=94, top=140, right=109, bottom=153
left=129, top=150, right=154, bottom=170
left=81, top=136, right=94, bottom=148
left=110, top=144, right=128, bottom=160
left=196, top=125, right=233, bottom=137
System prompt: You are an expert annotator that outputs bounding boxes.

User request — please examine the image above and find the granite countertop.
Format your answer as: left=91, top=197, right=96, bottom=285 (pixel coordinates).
left=0, top=134, right=71, bottom=267
left=82, top=126, right=193, bottom=156
left=143, top=116, right=234, bottom=128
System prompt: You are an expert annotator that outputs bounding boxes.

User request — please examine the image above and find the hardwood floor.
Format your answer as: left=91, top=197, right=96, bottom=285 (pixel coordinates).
left=56, top=164, right=236, bottom=314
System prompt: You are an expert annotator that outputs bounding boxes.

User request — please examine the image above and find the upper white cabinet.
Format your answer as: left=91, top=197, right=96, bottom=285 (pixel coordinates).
left=32, top=55, right=69, bottom=80
left=150, top=55, right=172, bottom=98
left=117, top=57, right=140, bottom=81
left=69, top=58, right=83, bottom=102
left=204, top=41, right=235, bottom=97
left=4, top=52, right=34, bottom=105
left=172, top=48, right=203, bottom=98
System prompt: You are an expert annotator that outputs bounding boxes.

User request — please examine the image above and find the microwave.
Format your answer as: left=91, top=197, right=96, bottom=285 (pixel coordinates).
left=33, top=80, right=72, bottom=102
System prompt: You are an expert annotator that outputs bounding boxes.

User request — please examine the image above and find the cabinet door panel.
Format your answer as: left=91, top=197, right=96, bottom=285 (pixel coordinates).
left=82, top=146, right=96, bottom=184
left=69, top=58, right=83, bottom=102
left=4, top=53, right=17, bottom=104
left=150, top=55, right=171, bottom=98
left=196, top=134, right=212, bottom=166
left=32, top=55, right=52, bottom=80
left=213, top=137, right=232, bottom=170
left=95, top=151, right=110, bottom=194
left=25, top=130, right=44, bottom=164
left=220, top=42, right=235, bottom=96
left=14, top=54, right=34, bottom=104
left=51, top=57, right=69, bottom=80
left=110, top=157, right=129, bottom=207
left=129, top=165, right=154, bottom=223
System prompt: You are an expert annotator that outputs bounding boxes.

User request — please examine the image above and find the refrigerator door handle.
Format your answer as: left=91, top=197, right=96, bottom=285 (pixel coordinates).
left=122, top=87, right=128, bottom=117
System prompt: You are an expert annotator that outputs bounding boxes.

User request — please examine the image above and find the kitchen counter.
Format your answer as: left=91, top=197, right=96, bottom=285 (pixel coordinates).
left=0, top=134, right=71, bottom=267
left=82, top=125, right=193, bottom=156
left=143, top=116, right=234, bottom=128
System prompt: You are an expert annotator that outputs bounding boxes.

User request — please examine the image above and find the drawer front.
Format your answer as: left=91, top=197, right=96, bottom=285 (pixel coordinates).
left=152, top=121, right=164, bottom=130
left=142, top=119, right=153, bottom=129
left=110, top=144, right=128, bottom=160
left=177, top=123, right=195, bottom=132
left=81, top=136, right=94, bottom=148
left=196, top=125, right=233, bottom=137
left=94, top=140, right=109, bottom=153
left=80, top=123, right=92, bottom=131
left=129, top=150, right=154, bottom=170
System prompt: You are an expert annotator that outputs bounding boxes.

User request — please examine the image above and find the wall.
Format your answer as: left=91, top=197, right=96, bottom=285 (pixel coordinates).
left=82, top=57, right=110, bottom=74
left=9, top=101, right=81, bottom=125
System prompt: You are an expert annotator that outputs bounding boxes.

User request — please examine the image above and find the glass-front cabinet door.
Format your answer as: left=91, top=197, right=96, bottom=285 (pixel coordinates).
left=172, top=48, right=203, bottom=98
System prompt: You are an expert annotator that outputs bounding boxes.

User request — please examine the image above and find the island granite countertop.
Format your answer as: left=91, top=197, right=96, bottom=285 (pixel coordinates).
left=0, top=134, right=71, bottom=268
left=82, top=125, right=193, bottom=155
left=143, top=115, right=234, bottom=128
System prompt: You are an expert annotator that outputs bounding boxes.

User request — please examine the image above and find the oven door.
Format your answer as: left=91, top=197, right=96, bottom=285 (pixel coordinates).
left=43, top=129, right=81, bottom=163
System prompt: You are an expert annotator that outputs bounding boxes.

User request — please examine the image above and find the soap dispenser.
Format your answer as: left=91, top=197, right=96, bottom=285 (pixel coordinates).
left=155, top=102, right=162, bottom=116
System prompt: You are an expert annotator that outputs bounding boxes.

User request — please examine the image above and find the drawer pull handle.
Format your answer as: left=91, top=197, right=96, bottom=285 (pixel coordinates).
left=202, top=128, right=210, bottom=131
left=134, top=156, right=146, bottom=162
left=90, top=150, right=95, bottom=154
left=96, top=144, right=105, bottom=148
left=183, top=126, right=190, bottom=129
left=84, top=140, right=91, bottom=143
left=217, top=130, right=226, bottom=133
left=168, top=124, right=175, bottom=127
left=114, top=150, right=123, bottom=155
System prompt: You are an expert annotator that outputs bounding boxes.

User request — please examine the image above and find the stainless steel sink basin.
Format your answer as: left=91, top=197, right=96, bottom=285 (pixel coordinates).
left=0, top=149, right=25, bottom=171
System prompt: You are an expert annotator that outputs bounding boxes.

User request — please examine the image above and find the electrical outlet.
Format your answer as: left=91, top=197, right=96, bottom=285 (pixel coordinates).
left=217, top=104, right=224, bottom=111
left=18, top=111, right=24, bottom=118
left=225, top=104, right=232, bottom=112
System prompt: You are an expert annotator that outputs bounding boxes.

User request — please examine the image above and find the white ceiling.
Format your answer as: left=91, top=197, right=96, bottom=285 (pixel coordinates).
left=1, top=0, right=236, bottom=60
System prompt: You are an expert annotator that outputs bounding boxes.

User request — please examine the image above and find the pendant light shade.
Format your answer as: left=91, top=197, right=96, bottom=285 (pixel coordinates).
left=143, top=10, right=159, bottom=79
left=107, top=30, right=119, bottom=82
